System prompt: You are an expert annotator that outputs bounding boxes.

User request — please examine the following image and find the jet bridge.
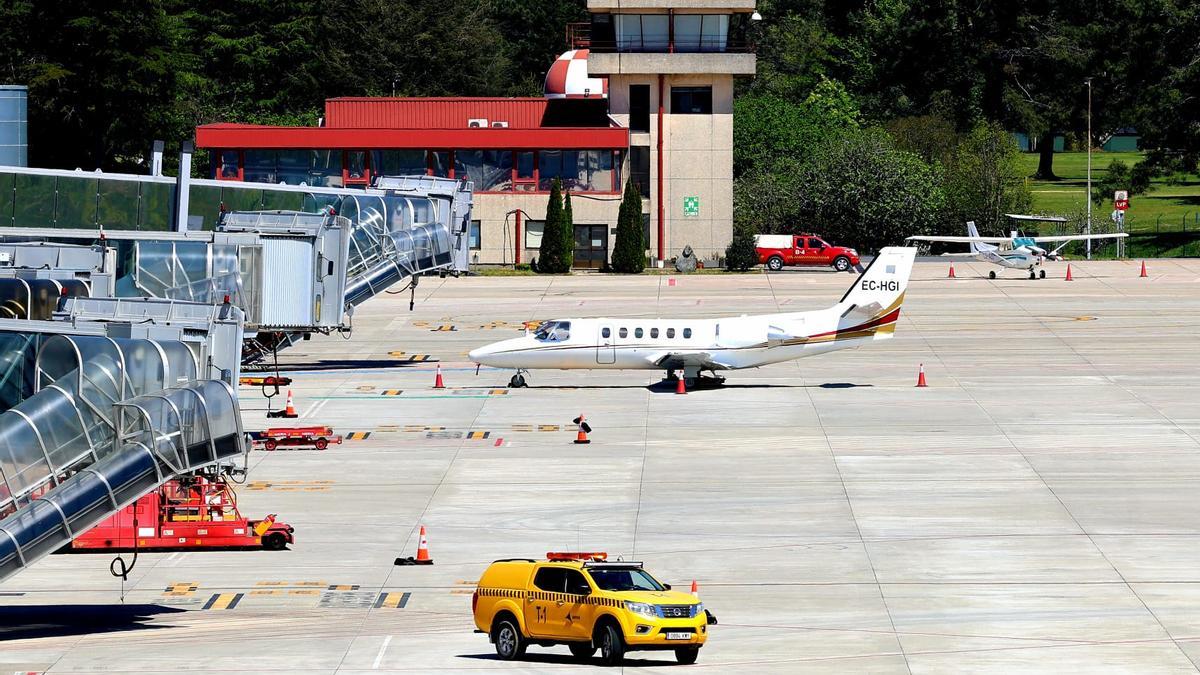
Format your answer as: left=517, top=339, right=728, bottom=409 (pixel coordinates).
left=0, top=298, right=247, bottom=582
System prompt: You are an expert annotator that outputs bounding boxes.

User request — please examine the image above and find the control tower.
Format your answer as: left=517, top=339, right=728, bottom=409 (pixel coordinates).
left=580, top=1, right=757, bottom=264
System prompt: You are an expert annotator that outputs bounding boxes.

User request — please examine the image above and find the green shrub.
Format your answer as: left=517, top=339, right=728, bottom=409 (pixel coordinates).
left=611, top=179, right=646, bottom=273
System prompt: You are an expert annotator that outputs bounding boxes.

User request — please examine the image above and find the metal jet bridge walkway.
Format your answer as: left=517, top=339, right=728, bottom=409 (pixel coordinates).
left=0, top=307, right=247, bottom=582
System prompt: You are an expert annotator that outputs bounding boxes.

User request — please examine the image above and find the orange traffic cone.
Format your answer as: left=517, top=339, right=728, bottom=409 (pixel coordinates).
left=573, top=414, right=591, bottom=444
left=916, top=364, right=928, bottom=388
left=1065, top=264, right=1073, bottom=281
left=691, top=580, right=699, bottom=598
left=948, top=263, right=956, bottom=278
left=676, top=373, right=687, bottom=395
left=1140, top=260, right=1148, bottom=278
left=268, top=389, right=298, bottom=418
left=433, top=363, right=445, bottom=389
left=414, top=525, right=433, bottom=565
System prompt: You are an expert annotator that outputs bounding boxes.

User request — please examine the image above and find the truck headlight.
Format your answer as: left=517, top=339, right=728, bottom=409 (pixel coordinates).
left=625, top=601, right=657, bottom=618
left=691, top=603, right=704, bottom=618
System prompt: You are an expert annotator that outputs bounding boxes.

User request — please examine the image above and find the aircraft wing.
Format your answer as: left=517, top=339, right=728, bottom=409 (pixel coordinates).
left=1031, top=233, right=1129, bottom=243
left=905, top=235, right=1011, bottom=244
left=652, top=352, right=734, bottom=371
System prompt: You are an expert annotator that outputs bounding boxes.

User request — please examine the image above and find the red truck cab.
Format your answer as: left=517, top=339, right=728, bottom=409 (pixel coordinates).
left=754, top=234, right=860, bottom=272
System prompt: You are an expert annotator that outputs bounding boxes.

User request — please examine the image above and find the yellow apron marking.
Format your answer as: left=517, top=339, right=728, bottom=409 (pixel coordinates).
left=202, top=593, right=243, bottom=610
left=374, top=592, right=410, bottom=608
left=467, top=431, right=490, bottom=440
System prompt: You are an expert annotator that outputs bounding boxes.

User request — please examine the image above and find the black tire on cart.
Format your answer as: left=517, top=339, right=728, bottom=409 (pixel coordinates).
left=264, top=439, right=277, bottom=451
left=263, top=532, right=287, bottom=550
left=314, top=437, right=329, bottom=450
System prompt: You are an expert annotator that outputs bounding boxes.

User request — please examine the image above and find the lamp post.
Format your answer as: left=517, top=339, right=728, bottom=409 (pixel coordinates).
left=1085, top=77, right=1092, bottom=259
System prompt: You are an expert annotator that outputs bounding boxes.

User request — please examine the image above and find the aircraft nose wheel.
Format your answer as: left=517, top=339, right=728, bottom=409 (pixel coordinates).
left=988, top=271, right=997, bottom=279
left=1039, top=269, right=1046, bottom=279
left=508, top=372, right=528, bottom=388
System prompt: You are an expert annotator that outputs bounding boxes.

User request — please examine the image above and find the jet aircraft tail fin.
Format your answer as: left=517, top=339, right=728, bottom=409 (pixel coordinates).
left=834, top=247, right=916, bottom=333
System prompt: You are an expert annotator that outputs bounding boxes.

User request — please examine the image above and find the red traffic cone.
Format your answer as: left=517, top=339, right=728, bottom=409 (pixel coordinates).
left=573, top=414, right=591, bottom=444
left=1139, top=260, right=1148, bottom=278
left=916, top=364, right=928, bottom=388
left=433, top=363, right=445, bottom=389
left=414, top=525, right=433, bottom=564
left=690, top=580, right=699, bottom=598
left=948, top=263, right=956, bottom=278
left=676, top=373, right=687, bottom=395
left=1065, top=264, right=1073, bottom=281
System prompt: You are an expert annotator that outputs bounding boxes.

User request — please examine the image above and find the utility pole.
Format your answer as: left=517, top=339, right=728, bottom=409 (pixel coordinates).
left=1086, top=77, right=1093, bottom=259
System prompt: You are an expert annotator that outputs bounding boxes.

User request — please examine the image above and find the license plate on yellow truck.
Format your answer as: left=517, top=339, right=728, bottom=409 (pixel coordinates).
left=666, top=632, right=691, bottom=640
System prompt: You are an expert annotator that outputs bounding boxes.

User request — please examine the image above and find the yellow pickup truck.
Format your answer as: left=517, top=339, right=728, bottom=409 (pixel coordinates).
left=472, top=552, right=712, bottom=666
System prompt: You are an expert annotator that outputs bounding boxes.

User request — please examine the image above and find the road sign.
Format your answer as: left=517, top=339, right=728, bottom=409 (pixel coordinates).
left=683, top=196, right=699, bottom=217
left=1114, top=190, right=1129, bottom=211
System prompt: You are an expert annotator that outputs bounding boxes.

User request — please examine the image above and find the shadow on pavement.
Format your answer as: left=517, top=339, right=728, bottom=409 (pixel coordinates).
left=0, top=604, right=186, bottom=640
left=458, top=652, right=678, bottom=667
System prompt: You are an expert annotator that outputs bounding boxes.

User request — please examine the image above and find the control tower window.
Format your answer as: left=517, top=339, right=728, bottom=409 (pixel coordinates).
left=671, top=87, right=712, bottom=115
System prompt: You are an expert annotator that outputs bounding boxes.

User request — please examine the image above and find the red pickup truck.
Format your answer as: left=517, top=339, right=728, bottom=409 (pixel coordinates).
left=755, top=234, right=860, bottom=272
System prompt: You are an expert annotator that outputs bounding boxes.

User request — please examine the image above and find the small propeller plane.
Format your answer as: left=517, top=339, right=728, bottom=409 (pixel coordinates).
left=906, top=219, right=1127, bottom=279
left=468, top=247, right=917, bottom=388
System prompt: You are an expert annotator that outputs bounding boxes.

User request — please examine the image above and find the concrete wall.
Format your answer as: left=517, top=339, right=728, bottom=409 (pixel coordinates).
left=471, top=189, right=624, bottom=267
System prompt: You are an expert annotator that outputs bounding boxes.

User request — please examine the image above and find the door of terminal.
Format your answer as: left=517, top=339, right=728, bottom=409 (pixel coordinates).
left=573, top=225, right=607, bottom=270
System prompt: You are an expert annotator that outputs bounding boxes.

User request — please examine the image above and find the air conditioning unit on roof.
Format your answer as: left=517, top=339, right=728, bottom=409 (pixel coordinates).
left=468, top=118, right=489, bottom=128
left=491, top=121, right=509, bottom=128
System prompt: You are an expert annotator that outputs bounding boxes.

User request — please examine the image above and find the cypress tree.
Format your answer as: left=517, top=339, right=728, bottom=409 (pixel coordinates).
left=538, top=178, right=565, bottom=273
left=562, top=189, right=575, bottom=270
left=611, top=178, right=646, bottom=273
left=725, top=223, right=759, bottom=271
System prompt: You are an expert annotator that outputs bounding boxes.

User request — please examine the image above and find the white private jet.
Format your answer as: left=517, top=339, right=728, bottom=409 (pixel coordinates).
left=468, top=247, right=917, bottom=388
left=906, top=219, right=1127, bottom=279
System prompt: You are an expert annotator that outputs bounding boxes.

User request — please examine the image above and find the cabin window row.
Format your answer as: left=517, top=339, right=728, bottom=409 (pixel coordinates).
left=602, top=327, right=693, bottom=339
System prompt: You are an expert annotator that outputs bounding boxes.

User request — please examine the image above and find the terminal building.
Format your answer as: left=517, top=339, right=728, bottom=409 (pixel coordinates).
left=195, top=1, right=757, bottom=268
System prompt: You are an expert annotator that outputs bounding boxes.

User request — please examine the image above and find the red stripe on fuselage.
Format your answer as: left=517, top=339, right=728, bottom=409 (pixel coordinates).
left=806, top=308, right=901, bottom=340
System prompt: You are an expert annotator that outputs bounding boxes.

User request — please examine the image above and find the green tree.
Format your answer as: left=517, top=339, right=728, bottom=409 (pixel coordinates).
left=611, top=179, right=646, bottom=273
left=733, top=90, right=858, bottom=177
left=562, top=189, right=575, bottom=270
left=1091, top=159, right=1152, bottom=206
left=943, top=121, right=1031, bottom=233
left=886, top=114, right=959, bottom=167
left=537, top=178, right=569, bottom=273
left=735, top=128, right=945, bottom=253
left=725, top=224, right=759, bottom=272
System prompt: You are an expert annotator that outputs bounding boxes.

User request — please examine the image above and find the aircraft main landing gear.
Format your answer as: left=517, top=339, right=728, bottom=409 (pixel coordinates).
left=508, top=370, right=529, bottom=388
left=1039, top=269, right=1046, bottom=279
left=1029, top=270, right=1037, bottom=280
left=989, top=271, right=997, bottom=279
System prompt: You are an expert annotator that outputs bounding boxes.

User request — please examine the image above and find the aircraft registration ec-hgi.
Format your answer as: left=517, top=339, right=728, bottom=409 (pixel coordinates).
left=468, top=247, right=917, bottom=388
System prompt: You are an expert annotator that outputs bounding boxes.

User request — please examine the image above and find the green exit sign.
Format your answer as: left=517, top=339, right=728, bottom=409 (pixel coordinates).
left=683, top=196, right=700, bottom=217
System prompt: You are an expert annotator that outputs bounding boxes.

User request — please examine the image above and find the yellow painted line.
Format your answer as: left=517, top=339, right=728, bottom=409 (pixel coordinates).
left=327, top=584, right=360, bottom=591
left=290, top=589, right=320, bottom=596
left=348, top=431, right=371, bottom=440
left=250, top=590, right=284, bottom=596
left=450, top=589, right=474, bottom=595
left=374, top=591, right=410, bottom=608
left=467, top=431, right=490, bottom=440
left=202, top=593, right=243, bottom=610
left=382, top=390, right=402, bottom=396
left=538, top=425, right=560, bottom=432
left=511, top=424, right=533, bottom=432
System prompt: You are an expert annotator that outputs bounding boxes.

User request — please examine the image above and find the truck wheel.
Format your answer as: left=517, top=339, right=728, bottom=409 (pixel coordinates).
left=314, top=437, right=329, bottom=450
left=493, top=617, right=526, bottom=660
left=569, top=643, right=596, bottom=660
left=263, top=532, right=287, bottom=550
left=596, top=621, right=625, bottom=666
left=833, top=256, right=851, bottom=272
left=264, top=439, right=277, bottom=451
left=675, top=646, right=700, bottom=664
left=766, top=256, right=784, bottom=271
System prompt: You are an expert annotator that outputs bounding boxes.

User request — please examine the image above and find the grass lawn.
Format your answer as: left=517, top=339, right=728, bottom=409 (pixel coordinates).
left=1020, top=151, right=1200, bottom=234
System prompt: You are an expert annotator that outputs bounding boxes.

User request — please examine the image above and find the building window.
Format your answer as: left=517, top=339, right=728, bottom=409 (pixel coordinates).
left=469, top=220, right=481, bottom=250
left=345, top=150, right=370, bottom=184
left=629, top=85, right=650, bottom=132
left=217, top=150, right=240, bottom=180
left=619, top=327, right=628, bottom=338
left=540, top=149, right=617, bottom=192
left=243, top=150, right=278, bottom=183
left=515, top=151, right=536, bottom=191
left=456, top=150, right=513, bottom=192
left=671, top=87, right=713, bottom=114
left=615, top=14, right=669, bottom=51
left=673, top=14, right=730, bottom=52
left=430, top=151, right=451, bottom=177
left=373, top=150, right=427, bottom=177
left=311, top=150, right=343, bottom=187
left=525, top=220, right=545, bottom=249
left=631, top=147, right=650, bottom=197
left=635, top=327, right=643, bottom=338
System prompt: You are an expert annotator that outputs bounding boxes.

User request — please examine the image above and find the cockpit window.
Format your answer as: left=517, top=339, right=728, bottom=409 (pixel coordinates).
left=533, top=321, right=571, bottom=342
